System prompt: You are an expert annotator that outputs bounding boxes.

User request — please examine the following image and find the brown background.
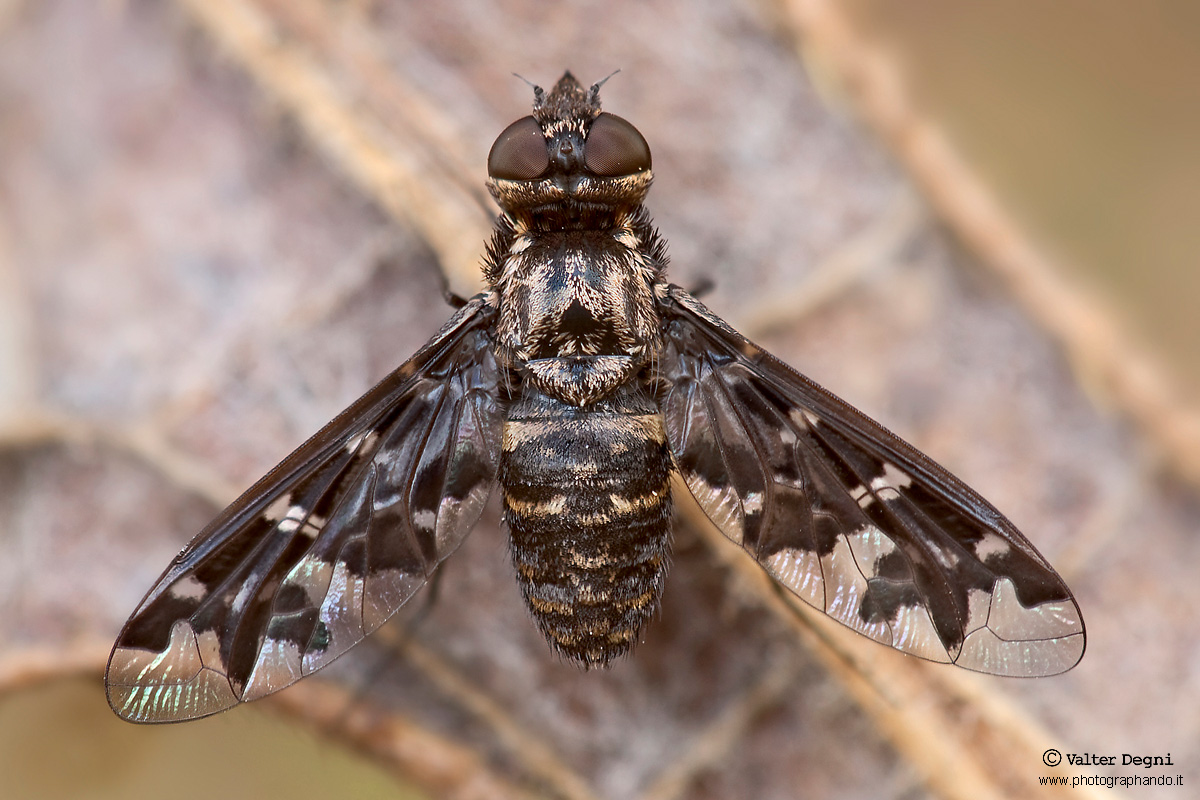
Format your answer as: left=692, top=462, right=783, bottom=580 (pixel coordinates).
left=1, top=1, right=1196, bottom=799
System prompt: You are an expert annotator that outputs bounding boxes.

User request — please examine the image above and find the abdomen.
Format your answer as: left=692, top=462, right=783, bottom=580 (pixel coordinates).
left=500, top=386, right=673, bottom=665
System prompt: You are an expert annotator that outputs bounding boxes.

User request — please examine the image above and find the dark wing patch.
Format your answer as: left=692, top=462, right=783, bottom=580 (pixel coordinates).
left=106, top=298, right=502, bottom=722
left=658, top=286, right=1085, bottom=677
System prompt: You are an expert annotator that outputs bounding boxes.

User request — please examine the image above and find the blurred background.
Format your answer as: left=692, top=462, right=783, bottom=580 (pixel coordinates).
left=846, top=0, right=1200, bottom=396
left=1, top=1, right=1197, bottom=798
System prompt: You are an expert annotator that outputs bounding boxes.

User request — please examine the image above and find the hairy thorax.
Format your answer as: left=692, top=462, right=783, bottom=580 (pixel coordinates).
left=492, top=220, right=660, bottom=407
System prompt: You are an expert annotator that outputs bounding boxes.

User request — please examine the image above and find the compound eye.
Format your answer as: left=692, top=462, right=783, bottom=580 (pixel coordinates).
left=488, top=116, right=551, bottom=180
left=584, top=113, right=651, bottom=177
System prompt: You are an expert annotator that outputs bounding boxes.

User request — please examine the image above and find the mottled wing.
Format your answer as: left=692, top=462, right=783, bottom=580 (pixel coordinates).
left=106, top=298, right=503, bottom=722
left=658, top=286, right=1085, bottom=676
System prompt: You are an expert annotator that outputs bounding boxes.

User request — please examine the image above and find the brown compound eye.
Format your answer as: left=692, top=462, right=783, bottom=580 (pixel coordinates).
left=488, top=116, right=551, bottom=180
left=584, top=113, right=651, bottom=177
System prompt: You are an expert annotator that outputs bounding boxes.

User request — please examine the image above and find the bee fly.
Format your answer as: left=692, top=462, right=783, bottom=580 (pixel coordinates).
left=107, top=72, right=1085, bottom=723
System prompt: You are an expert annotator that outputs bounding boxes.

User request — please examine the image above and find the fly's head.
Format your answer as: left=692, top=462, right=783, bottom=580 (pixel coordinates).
left=486, top=72, right=652, bottom=228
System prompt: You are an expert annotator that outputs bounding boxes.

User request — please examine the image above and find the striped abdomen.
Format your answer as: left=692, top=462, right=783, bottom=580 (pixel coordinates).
left=500, top=386, right=673, bottom=665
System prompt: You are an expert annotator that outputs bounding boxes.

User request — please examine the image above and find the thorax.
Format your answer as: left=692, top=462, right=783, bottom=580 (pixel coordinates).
left=491, top=222, right=661, bottom=406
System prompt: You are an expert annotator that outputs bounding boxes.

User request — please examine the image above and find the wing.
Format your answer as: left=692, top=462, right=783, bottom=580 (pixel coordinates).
left=658, top=286, right=1085, bottom=676
left=106, top=297, right=503, bottom=722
